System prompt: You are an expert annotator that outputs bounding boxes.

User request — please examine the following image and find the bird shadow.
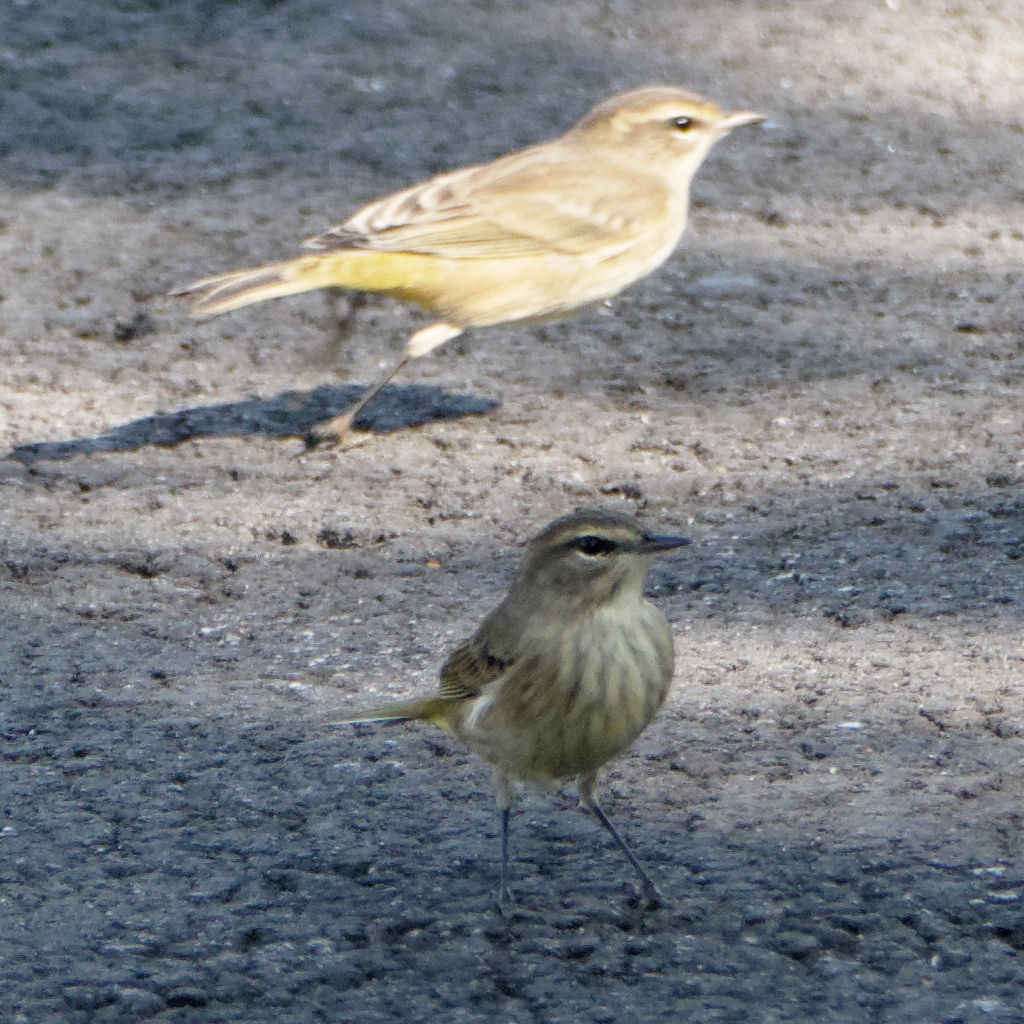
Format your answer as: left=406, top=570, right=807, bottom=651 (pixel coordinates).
left=5, top=383, right=499, bottom=464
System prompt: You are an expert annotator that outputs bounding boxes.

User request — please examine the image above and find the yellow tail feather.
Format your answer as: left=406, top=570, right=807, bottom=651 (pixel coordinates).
left=170, top=250, right=445, bottom=319
left=333, top=696, right=456, bottom=731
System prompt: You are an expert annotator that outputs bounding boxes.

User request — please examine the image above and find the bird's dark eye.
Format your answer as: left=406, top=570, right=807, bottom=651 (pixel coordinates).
left=672, top=116, right=694, bottom=131
left=574, top=535, right=617, bottom=557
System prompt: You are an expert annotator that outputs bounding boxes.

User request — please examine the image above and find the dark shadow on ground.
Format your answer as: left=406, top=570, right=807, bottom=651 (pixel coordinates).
left=4, top=384, right=499, bottom=464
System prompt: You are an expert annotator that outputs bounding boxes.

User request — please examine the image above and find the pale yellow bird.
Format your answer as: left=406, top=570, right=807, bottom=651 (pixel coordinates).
left=172, top=86, right=762, bottom=446
left=335, top=509, right=690, bottom=905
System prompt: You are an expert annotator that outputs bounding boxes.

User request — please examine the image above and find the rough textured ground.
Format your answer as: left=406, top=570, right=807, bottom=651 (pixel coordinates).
left=2, top=2, right=1023, bottom=1021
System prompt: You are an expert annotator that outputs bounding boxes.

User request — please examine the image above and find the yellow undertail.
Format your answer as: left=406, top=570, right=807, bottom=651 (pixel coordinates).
left=171, top=250, right=446, bottom=319
left=333, top=696, right=457, bottom=732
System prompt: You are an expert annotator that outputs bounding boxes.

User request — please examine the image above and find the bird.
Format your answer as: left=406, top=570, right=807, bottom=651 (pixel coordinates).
left=171, top=85, right=763, bottom=447
left=334, top=509, right=690, bottom=905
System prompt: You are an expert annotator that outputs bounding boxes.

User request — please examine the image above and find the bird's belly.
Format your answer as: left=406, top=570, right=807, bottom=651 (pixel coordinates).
left=400, top=238, right=681, bottom=328
left=458, top=608, right=673, bottom=784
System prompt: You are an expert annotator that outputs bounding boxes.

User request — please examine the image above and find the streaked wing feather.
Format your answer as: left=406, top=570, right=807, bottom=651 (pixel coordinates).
left=303, top=152, right=669, bottom=261
left=438, top=637, right=514, bottom=700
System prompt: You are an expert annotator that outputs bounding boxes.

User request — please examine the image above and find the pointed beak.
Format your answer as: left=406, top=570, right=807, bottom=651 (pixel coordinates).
left=719, top=110, right=765, bottom=132
left=637, top=534, right=691, bottom=555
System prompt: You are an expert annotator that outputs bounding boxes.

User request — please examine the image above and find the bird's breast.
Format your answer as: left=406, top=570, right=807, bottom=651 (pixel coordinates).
left=457, top=601, right=675, bottom=784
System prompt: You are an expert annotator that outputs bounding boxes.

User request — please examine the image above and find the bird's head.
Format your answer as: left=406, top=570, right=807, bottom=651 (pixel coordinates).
left=570, top=85, right=763, bottom=178
left=516, top=508, right=690, bottom=608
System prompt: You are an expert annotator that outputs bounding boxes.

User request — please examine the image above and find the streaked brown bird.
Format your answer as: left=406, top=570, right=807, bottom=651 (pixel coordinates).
left=335, top=509, right=690, bottom=904
left=171, top=86, right=762, bottom=446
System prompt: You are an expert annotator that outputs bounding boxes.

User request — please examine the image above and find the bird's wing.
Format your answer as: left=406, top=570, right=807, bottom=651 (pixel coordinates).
left=303, top=149, right=670, bottom=262
left=437, top=634, right=515, bottom=700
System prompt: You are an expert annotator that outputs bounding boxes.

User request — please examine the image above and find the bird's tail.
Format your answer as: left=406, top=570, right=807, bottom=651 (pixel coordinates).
left=170, top=250, right=440, bottom=319
left=333, top=696, right=456, bottom=731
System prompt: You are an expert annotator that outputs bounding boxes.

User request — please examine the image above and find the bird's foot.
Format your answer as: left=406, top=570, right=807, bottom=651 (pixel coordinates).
left=496, top=882, right=515, bottom=914
left=301, top=411, right=359, bottom=452
left=633, top=880, right=664, bottom=911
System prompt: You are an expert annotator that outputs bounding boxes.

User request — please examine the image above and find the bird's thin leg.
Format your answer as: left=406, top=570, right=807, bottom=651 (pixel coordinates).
left=323, top=289, right=370, bottom=361
left=306, top=321, right=462, bottom=448
left=578, top=773, right=661, bottom=905
left=305, top=352, right=410, bottom=448
left=492, top=770, right=517, bottom=907
left=500, top=806, right=512, bottom=905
